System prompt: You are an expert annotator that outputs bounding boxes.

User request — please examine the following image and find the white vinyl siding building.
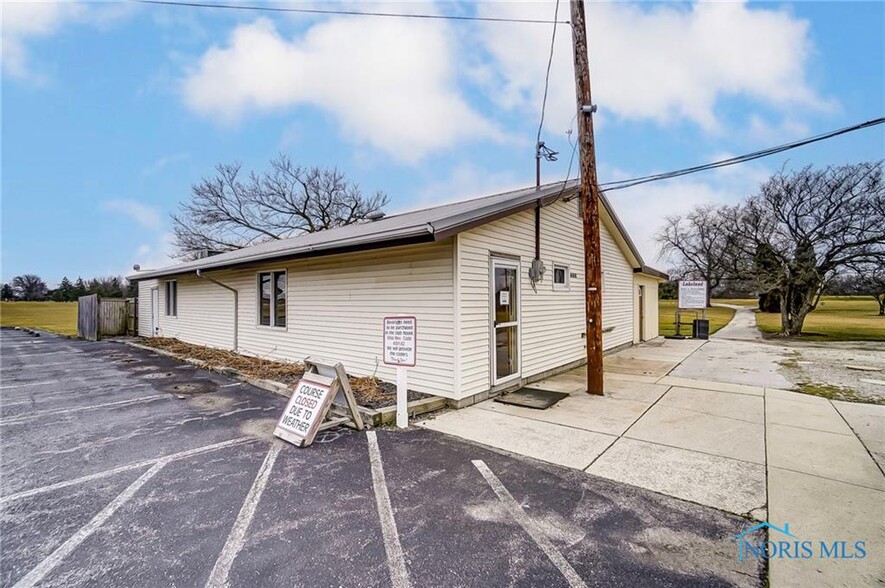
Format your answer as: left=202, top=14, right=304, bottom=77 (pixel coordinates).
left=134, top=182, right=665, bottom=404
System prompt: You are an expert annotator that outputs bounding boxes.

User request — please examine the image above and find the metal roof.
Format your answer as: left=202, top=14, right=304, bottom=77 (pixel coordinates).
left=130, top=180, right=661, bottom=280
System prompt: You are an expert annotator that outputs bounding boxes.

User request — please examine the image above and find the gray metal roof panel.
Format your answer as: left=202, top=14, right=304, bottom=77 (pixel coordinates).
left=130, top=180, right=579, bottom=280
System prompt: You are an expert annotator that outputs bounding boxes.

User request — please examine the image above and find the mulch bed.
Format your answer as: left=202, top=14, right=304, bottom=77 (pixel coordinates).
left=136, top=337, right=429, bottom=409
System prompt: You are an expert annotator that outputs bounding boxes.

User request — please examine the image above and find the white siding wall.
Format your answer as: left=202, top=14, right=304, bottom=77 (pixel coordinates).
left=136, top=279, right=158, bottom=337
left=633, top=274, right=661, bottom=342
left=138, top=241, right=455, bottom=398
left=457, top=198, right=635, bottom=399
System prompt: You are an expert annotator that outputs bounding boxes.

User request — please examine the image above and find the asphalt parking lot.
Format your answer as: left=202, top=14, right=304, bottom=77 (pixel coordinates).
left=1, top=329, right=765, bottom=587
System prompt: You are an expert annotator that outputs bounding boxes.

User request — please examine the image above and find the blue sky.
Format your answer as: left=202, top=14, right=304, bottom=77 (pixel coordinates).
left=2, top=1, right=883, bottom=286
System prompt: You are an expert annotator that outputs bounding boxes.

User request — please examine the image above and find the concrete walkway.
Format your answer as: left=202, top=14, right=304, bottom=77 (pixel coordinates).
left=671, top=305, right=794, bottom=389
left=420, top=329, right=884, bottom=586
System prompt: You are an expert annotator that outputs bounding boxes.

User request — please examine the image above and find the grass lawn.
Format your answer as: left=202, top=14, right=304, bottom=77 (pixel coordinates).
left=754, top=296, right=884, bottom=341
left=658, top=300, right=736, bottom=337
left=0, top=301, right=78, bottom=336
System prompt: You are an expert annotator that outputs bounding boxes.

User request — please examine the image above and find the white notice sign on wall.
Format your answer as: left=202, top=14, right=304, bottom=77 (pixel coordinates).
left=274, top=372, right=336, bottom=447
left=678, top=280, right=708, bottom=309
left=383, top=316, right=417, bottom=367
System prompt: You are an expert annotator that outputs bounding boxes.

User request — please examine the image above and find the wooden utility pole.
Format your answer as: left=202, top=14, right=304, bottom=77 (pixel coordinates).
left=570, top=0, right=604, bottom=395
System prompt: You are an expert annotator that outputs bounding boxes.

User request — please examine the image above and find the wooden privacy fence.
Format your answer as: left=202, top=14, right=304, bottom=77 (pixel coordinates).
left=78, top=295, right=136, bottom=340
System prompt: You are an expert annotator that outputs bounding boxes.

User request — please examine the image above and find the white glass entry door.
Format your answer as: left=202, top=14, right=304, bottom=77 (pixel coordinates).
left=491, top=258, right=520, bottom=385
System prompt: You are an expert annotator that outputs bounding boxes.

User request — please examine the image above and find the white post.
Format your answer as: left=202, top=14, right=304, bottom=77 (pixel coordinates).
left=396, top=366, right=408, bottom=429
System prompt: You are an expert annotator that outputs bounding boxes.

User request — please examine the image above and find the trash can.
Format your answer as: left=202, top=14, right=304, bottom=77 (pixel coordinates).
left=692, top=319, right=710, bottom=340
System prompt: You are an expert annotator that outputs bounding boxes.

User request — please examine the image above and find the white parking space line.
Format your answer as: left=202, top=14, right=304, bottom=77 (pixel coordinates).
left=12, top=460, right=167, bottom=588
left=205, top=441, right=282, bottom=588
left=0, top=436, right=254, bottom=506
left=0, top=360, right=113, bottom=371
left=2, top=351, right=71, bottom=359
left=0, top=380, right=60, bottom=390
left=0, top=394, right=170, bottom=426
left=472, top=460, right=587, bottom=588
left=367, top=431, right=412, bottom=588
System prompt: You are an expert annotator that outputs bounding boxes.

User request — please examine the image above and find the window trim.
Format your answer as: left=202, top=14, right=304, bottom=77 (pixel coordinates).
left=256, top=269, right=287, bottom=329
left=164, top=280, right=178, bottom=317
left=552, top=264, right=570, bottom=291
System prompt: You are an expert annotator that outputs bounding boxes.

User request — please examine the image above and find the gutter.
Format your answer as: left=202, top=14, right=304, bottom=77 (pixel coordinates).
left=196, top=269, right=238, bottom=351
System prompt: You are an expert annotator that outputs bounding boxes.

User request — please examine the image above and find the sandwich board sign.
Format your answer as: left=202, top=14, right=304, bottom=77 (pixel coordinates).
left=274, top=358, right=363, bottom=448
left=678, top=280, right=707, bottom=310
left=383, top=316, right=416, bottom=428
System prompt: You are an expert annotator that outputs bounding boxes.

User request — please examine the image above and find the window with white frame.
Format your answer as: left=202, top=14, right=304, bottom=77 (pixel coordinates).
left=258, top=271, right=286, bottom=327
left=553, top=264, right=569, bottom=290
left=165, top=280, right=177, bottom=317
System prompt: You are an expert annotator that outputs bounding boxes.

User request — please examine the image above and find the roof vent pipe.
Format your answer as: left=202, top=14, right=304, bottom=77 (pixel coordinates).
left=366, top=211, right=386, bottom=221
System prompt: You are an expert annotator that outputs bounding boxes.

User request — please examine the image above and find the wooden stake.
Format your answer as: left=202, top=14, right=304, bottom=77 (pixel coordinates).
left=570, top=0, right=604, bottom=395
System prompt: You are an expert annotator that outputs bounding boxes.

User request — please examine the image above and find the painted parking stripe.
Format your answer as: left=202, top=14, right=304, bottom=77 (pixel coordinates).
left=0, top=360, right=118, bottom=371
left=0, top=380, right=60, bottom=390
left=472, top=460, right=587, bottom=588
left=1, top=351, right=71, bottom=359
left=0, top=394, right=170, bottom=426
left=13, top=460, right=167, bottom=588
left=0, top=436, right=254, bottom=506
left=367, top=431, right=412, bottom=588
left=205, top=442, right=282, bottom=588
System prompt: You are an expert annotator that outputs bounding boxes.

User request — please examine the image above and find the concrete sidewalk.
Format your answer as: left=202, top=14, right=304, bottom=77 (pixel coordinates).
left=419, top=337, right=884, bottom=587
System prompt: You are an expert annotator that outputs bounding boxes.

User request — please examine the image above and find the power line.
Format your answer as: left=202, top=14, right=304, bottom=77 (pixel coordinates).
left=135, top=0, right=571, bottom=25
left=598, top=117, right=885, bottom=192
left=535, top=0, right=561, bottom=149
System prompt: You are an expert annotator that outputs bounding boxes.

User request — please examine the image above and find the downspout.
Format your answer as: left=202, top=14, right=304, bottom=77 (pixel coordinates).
left=196, top=269, right=238, bottom=352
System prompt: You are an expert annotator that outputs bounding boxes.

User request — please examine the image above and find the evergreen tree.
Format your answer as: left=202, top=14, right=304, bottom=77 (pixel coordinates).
left=58, top=277, right=75, bottom=301
left=1, top=283, right=14, bottom=300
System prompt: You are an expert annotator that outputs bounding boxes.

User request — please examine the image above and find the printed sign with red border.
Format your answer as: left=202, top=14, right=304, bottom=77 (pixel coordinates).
left=383, top=316, right=417, bottom=367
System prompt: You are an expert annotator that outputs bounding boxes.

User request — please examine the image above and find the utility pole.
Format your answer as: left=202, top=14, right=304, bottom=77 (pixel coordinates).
left=570, top=0, right=604, bottom=395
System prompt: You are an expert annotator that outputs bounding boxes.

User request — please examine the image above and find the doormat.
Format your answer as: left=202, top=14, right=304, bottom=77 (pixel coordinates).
left=494, top=388, right=569, bottom=410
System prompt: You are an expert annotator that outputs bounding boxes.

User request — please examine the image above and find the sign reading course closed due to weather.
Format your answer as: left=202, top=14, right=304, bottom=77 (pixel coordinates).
left=274, top=372, right=336, bottom=447
left=383, top=316, right=417, bottom=367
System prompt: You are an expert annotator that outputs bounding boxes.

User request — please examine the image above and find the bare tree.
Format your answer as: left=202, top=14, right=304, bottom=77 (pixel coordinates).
left=655, top=204, right=734, bottom=306
left=171, top=154, right=389, bottom=259
left=728, top=161, right=884, bottom=336
left=11, top=275, right=48, bottom=301
left=845, top=261, right=885, bottom=316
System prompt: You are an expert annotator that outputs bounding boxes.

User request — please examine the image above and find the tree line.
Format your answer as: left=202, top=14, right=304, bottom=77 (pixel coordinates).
left=656, top=161, right=885, bottom=335
left=1, top=275, right=136, bottom=302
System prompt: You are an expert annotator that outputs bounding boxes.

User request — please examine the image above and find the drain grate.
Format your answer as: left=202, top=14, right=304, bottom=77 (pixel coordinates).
left=160, top=380, right=216, bottom=395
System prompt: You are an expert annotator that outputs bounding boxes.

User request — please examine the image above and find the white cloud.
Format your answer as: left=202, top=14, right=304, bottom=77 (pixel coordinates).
left=2, top=2, right=83, bottom=80
left=102, top=199, right=164, bottom=231
left=476, top=1, right=829, bottom=135
left=142, top=152, right=190, bottom=176
left=182, top=16, right=502, bottom=162
left=129, top=232, right=177, bottom=275
left=413, top=162, right=523, bottom=210
left=2, top=1, right=133, bottom=81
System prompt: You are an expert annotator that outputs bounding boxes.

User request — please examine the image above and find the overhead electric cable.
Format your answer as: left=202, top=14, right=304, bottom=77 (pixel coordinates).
left=535, top=0, right=561, bottom=148
left=598, top=117, right=885, bottom=192
left=136, top=0, right=571, bottom=24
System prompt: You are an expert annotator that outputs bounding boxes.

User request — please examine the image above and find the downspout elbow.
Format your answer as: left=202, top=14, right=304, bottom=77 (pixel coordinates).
left=195, top=270, right=238, bottom=352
